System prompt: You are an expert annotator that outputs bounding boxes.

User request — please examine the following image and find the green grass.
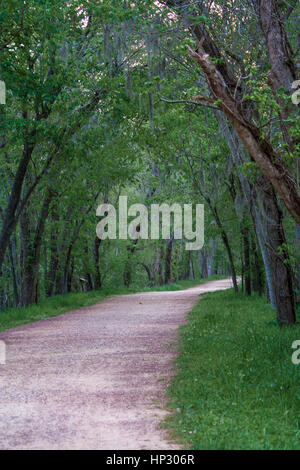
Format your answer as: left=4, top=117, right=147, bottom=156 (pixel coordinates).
left=164, top=289, right=300, bottom=450
left=0, top=275, right=224, bottom=333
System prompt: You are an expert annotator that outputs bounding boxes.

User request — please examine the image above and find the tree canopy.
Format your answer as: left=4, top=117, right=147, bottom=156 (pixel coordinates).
left=0, top=0, right=299, bottom=325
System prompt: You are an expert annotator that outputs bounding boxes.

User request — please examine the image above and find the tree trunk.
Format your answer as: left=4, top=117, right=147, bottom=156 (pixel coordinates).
left=251, top=232, right=264, bottom=296
left=296, top=225, right=300, bottom=304
left=84, top=244, right=93, bottom=292
left=183, top=250, right=191, bottom=280
left=210, top=202, right=238, bottom=293
left=154, top=246, right=164, bottom=285
left=165, top=237, right=173, bottom=284
left=0, top=138, right=36, bottom=274
left=46, top=208, right=60, bottom=297
left=201, top=248, right=208, bottom=278
left=256, top=0, right=298, bottom=154
left=124, top=236, right=139, bottom=288
left=93, top=236, right=102, bottom=289
left=190, top=256, right=195, bottom=280
left=8, top=237, right=20, bottom=307
left=256, top=184, right=295, bottom=324
left=138, top=263, right=153, bottom=283
left=163, top=0, right=300, bottom=223
left=62, top=190, right=101, bottom=294
left=242, top=225, right=251, bottom=296
left=67, top=257, right=75, bottom=293
left=217, top=113, right=296, bottom=324
left=188, top=43, right=300, bottom=224
left=20, top=190, right=53, bottom=306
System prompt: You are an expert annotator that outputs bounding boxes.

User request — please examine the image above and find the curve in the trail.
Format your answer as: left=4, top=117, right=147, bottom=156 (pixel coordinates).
left=0, top=278, right=234, bottom=450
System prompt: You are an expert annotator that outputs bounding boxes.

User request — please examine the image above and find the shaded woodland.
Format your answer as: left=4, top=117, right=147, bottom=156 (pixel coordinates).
left=0, top=0, right=299, bottom=325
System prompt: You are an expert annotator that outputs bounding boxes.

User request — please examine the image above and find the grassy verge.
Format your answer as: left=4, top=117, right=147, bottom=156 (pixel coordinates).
left=0, top=275, right=224, bottom=333
left=164, top=289, right=300, bottom=450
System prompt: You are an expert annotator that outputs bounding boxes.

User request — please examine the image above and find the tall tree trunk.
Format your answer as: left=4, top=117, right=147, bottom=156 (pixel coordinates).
left=62, top=190, right=101, bottom=294
left=210, top=202, right=238, bottom=293
left=255, top=184, right=295, bottom=324
left=154, top=246, right=164, bottom=285
left=188, top=43, right=300, bottom=224
left=0, top=138, right=36, bottom=274
left=123, top=240, right=138, bottom=288
left=46, top=208, right=59, bottom=297
left=201, top=248, right=208, bottom=278
left=296, top=225, right=300, bottom=304
left=93, top=236, right=102, bottom=289
left=183, top=250, right=191, bottom=280
left=165, top=237, right=174, bottom=284
left=84, top=244, right=93, bottom=292
left=242, top=224, right=251, bottom=296
left=138, top=262, right=153, bottom=283
left=67, top=256, right=75, bottom=293
left=256, top=0, right=298, bottom=154
left=63, top=242, right=74, bottom=295
left=190, top=255, right=195, bottom=280
left=217, top=113, right=296, bottom=324
left=8, top=237, right=19, bottom=307
left=251, top=232, right=264, bottom=296
left=123, top=223, right=140, bottom=288
left=20, top=190, right=53, bottom=307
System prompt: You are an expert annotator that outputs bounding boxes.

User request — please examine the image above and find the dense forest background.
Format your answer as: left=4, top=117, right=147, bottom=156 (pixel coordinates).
left=0, top=0, right=299, bottom=325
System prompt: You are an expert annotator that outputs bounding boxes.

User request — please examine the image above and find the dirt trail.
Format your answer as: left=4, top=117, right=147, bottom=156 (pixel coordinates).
left=0, top=278, right=234, bottom=450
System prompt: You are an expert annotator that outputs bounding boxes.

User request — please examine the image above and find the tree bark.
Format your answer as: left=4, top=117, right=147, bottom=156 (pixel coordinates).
left=138, top=262, right=153, bottom=283
left=164, top=237, right=174, bottom=284
left=154, top=246, right=164, bottom=285
left=20, top=190, right=53, bottom=307
left=46, top=207, right=60, bottom=297
left=8, top=237, right=20, bottom=307
left=161, top=0, right=300, bottom=223
left=123, top=239, right=138, bottom=288
left=295, top=225, right=300, bottom=303
left=209, top=200, right=239, bottom=293
left=62, top=190, right=101, bottom=294
left=93, top=236, right=102, bottom=289
left=256, top=1, right=297, bottom=95
left=242, top=224, right=251, bottom=296
left=0, top=137, right=36, bottom=274
left=251, top=232, right=264, bottom=296
left=188, top=44, right=300, bottom=224
left=201, top=249, right=208, bottom=278
left=218, top=114, right=296, bottom=323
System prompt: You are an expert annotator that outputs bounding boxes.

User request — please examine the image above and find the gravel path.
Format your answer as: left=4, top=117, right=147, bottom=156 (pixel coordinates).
left=0, top=278, right=234, bottom=450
